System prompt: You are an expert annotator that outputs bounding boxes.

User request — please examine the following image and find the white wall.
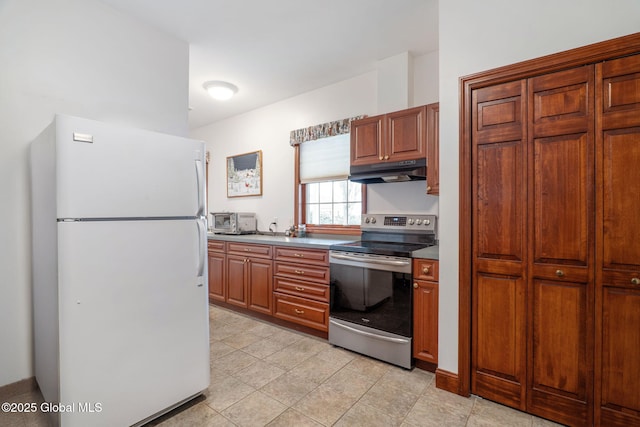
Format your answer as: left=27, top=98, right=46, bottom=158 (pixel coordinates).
left=438, top=0, right=640, bottom=374
left=0, top=0, right=189, bottom=387
left=192, top=52, right=440, bottom=232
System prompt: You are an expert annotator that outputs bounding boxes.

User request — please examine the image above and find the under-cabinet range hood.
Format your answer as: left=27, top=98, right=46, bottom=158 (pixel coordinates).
left=348, top=158, right=426, bottom=184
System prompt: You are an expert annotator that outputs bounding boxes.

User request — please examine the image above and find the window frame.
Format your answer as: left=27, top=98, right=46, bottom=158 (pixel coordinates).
left=294, top=145, right=365, bottom=236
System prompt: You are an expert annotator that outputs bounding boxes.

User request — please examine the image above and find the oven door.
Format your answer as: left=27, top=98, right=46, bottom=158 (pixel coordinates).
left=329, top=251, right=413, bottom=337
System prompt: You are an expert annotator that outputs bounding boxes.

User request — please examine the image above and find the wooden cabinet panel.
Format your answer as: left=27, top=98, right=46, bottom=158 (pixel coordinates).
left=414, top=259, right=438, bottom=281
left=273, top=276, right=329, bottom=302
left=413, top=278, right=438, bottom=364
left=350, top=115, right=383, bottom=166
left=426, top=102, right=439, bottom=195
left=226, top=255, right=248, bottom=308
left=273, top=262, right=329, bottom=284
left=247, top=258, right=273, bottom=315
left=387, top=105, right=427, bottom=162
left=600, top=287, right=640, bottom=426
left=473, top=273, right=526, bottom=409
left=208, top=251, right=225, bottom=302
left=207, top=240, right=225, bottom=252
left=273, top=293, right=329, bottom=332
left=227, top=242, right=272, bottom=259
left=475, top=141, right=525, bottom=263
left=601, top=130, right=640, bottom=271
left=274, top=246, right=329, bottom=266
left=529, top=280, right=589, bottom=425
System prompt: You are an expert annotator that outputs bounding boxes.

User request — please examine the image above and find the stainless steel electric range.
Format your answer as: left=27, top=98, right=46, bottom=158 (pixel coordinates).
left=328, top=213, right=437, bottom=369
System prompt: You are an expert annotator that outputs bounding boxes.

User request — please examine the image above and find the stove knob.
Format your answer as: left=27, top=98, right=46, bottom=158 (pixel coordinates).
left=365, top=217, right=370, bottom=224
left=408, top=219, right=414, bottom=225
left=424, top=219, right=431, bottom=226
left=415, top=219, right=422, bottom=225
left=370, top=217, right=377, bottom=224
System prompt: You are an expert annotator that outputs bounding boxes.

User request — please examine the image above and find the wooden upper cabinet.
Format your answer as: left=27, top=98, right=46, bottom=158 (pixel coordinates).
left=426, top=103, right=439, bottom=195
left=351, top=115, right=384, bottom=166
left=350, top=105, right=426, bottom=166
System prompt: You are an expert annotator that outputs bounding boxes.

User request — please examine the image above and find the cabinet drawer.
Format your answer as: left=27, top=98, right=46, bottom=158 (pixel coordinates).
left=273, top=276, right=329, bottom=302
left=274, top=246, right=329, bottom=266
left=273, top=293, right=329, bottom=332
left=227, top=242, right=272, bottom=259
left=414, top=259, right=438, bottom=281
left=274, top=261, right=330, bottom=284
left=207, top=240, right=226, bottom=252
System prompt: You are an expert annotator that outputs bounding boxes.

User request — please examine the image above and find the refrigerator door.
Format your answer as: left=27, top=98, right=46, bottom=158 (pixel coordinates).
left=57, top=219, right=209, bottom=427
left=54, top=115, right=205, bottom=219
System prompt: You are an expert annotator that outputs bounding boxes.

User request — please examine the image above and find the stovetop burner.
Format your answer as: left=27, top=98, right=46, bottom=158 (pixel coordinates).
left=329, top=213, right=437, bottom=257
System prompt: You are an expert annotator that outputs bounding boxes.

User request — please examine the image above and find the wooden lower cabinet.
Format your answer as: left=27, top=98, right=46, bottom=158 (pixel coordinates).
left=225, top=243, right=273, bottom=315
left=207, top=241, right=225, bottom=302
left=413, top=259, right=438, bottom=364
left=273, top=246, right=330, bottom=332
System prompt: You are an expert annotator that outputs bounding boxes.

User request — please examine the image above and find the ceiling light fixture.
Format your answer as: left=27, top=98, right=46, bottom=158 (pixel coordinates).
left=203, top=80, right=238, bottom=101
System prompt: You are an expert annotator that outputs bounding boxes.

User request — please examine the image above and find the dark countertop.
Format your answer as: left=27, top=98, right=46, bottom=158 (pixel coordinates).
left=208, top=233, right=440, bottom=259
left=207, top=232, right=356, bottom=250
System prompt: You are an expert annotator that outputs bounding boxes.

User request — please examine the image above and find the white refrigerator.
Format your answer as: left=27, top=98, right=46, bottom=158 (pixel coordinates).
left=30, top=115, right=210, bottom=426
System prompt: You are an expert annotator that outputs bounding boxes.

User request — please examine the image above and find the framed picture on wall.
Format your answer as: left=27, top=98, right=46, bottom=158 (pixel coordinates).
left=226, top=150, right=263, bottom=197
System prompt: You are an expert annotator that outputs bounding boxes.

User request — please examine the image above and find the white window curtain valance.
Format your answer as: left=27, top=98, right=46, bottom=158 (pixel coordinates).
left=289, top=115, right=365, bottom=146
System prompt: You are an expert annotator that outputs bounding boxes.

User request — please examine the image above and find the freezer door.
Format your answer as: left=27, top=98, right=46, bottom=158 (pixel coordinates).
left=54, top=115, right=205, bottom=219
left=57, top=220, right=209, bottom=427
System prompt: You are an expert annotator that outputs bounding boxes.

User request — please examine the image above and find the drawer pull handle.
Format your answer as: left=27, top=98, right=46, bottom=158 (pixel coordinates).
left=294, top=309, right=305, bottom=315
left=422, top=266, right=431, bottom=274
left=556, top=269, right=565, bottom=277
left=413, top=282, right=418, bottom=289
left=244, top=248, right=251, bottom=252
left=632, top=277, right=640, bottom=285
left=295, top=286, right=305, bottom=291
left=294, top=253, right=304, bottom=257
left=294, top=270, right=305, bottom=275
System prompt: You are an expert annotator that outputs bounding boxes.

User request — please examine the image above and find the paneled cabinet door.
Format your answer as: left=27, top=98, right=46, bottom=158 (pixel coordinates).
left=386, top=105, right=427, bottom=162
left=226, top=255, right=248, bottom=308
left=413, top=279, right=438, bottom=364
left=350, top=115, right=384, bottom=166
left=247, top=258, right=273, bottom=315
left=527, top=66, right=594, bottom=426
left=596, top=53, right=640, bottom=427
left=472, top=79, right=528, bottom=410
left=208, top=252, right=225, bottom=302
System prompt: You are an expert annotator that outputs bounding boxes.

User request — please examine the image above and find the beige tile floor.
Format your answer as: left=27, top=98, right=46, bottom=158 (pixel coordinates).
left=1, top=305, right=565, bottom=426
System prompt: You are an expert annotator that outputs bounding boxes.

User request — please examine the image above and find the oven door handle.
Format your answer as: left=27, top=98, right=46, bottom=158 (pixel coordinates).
left=330, top=252, right=411, bottom=267
left=329, top=319, right=410, bottom=344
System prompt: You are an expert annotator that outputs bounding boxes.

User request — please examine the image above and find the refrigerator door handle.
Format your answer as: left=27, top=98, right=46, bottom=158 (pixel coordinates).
left=195, top=159, right=205, bottom=217
left=196, top=218, right=206, bottom=281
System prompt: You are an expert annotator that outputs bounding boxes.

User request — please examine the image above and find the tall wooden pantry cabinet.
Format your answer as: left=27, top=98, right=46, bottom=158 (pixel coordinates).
left=461, top=33, right=640, bottom=427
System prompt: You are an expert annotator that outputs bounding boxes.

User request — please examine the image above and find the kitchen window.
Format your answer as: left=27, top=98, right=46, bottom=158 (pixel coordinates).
left=292, top=129, right=365, bottom=235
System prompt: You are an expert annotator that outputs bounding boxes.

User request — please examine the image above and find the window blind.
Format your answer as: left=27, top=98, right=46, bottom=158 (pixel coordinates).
left=299, top=133, right=350, bottom=183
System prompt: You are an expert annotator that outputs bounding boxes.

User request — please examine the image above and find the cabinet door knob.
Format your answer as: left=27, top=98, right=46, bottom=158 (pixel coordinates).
left=413, top=282, right=418, bottom=289
left=384, top=155, right=389, bottom=160
left=423, top=266, right=431, bottom=274
left=379, top=156, right=384, bottom=160
left=555, top=269, right=565, bottom=277
left=427, top=186, right=432, bottom=191
left=632, top=277, right=640, bottom=285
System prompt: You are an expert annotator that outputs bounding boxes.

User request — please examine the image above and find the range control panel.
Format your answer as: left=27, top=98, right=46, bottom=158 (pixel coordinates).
left=361, top=214, right=437, bottom=233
